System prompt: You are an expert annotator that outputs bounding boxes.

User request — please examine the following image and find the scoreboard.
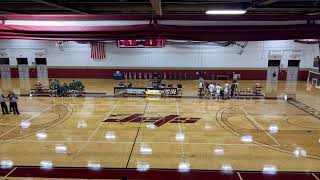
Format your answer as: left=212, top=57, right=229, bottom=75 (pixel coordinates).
left=117, top=39, right=166, bottom=48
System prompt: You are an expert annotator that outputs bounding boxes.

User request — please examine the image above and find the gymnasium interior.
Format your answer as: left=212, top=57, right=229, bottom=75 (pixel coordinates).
left=0, top=0, right=320, bottom=179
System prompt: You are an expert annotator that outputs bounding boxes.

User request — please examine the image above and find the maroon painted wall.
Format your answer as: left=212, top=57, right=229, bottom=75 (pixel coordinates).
left=9, top=68, right=309, bottom=81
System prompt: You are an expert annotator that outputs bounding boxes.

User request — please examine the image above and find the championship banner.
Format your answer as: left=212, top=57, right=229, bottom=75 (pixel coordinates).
left=117, top=39, right=166, bottom=48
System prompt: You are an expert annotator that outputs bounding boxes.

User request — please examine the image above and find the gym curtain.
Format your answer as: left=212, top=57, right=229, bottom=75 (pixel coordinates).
left=0, top=15, right=320, bottom=41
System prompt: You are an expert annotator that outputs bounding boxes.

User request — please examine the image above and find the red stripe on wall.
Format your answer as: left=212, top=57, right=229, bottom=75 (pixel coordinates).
left=7, top=68, right=309, bottom=81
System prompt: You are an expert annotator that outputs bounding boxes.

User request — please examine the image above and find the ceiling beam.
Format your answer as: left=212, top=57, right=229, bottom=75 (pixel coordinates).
left=0, top=8, right=31, bottom=14
left=150, top=0, right=162, bottom=15
left=0, top=8, right=22, bottom=14
left=307, top=11, right=320, bottom=15
left=31, top=0, right=88, bottom=14
left=257, top=0, right=279, bottom=6
left=0, top=10, right=14, bottom=14
left=249, top=7, right=320, bottom=11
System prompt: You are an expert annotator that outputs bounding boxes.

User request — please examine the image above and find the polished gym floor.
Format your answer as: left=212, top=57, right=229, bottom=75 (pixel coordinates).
left=0, top=78, right=320, bottom=179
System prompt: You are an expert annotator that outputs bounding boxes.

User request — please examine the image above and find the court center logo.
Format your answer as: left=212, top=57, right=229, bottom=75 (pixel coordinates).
left=103, top=114, right=200, bottom=127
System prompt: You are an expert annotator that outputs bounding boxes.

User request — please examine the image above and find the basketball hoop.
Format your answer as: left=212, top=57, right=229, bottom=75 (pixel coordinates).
left=56, top=41, right=69, bottom=51
left=307, top=71, right=320, bottom=90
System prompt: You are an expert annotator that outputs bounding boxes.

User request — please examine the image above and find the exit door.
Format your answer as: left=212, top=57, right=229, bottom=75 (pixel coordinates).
left=266, top=60, right=281, bottom=98
left=17, top=58, right=29, bottom=79
left=0, top=58, right=12, bottom=91
left=35, top=58, right=48, bottom=81
left=285, top=60, right=300, bottom=99
left=286, top=60, right=300, bottom=81
left=0, top=58, right=11, bottom=79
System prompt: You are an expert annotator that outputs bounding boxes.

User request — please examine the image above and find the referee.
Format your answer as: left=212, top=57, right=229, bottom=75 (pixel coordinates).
left=0, top=94, right=9, bottom=114
left=9, top=92, right=20, bottom=115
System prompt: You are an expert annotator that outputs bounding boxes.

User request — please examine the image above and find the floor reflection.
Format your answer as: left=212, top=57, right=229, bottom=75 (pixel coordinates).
left=1, top=78, right=12, bottom=92
left=19, top=78, right=31, bottom=94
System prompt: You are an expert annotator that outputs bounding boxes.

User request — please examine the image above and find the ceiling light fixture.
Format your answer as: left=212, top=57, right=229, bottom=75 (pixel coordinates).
left=206, top=10, right=247, bottom=15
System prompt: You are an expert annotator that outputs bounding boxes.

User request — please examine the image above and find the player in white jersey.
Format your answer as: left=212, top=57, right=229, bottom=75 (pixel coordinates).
left=198, top=81, right=204, bottom=97
left=215, top=84, right=222, bottom=99
left=223, top=82, right=230, bottom=99
left=208, top=83, right=215, bottom=97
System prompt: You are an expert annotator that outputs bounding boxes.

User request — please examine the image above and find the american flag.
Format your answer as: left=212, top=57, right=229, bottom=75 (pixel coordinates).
left=90, top=42, right=106, bottom=59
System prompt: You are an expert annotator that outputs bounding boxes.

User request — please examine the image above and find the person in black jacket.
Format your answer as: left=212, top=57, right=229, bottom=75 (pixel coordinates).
left=0, top=94, right=9, bottom=114
left=9, top=92, right=20, bottom=115
left=7, top=91, right=13, bottom=112
left=231, top=81, right=238, bottom=98
left=177, top=83, right=183, bottom=96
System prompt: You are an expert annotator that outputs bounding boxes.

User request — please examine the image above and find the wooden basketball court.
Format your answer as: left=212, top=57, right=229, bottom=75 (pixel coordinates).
left=0, top=79, right=320, bottom=179
left=1, top=1, right=320, bottom=179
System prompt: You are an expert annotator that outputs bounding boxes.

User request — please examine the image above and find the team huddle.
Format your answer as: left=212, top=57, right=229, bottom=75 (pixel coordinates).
left=198, top=79, right=238, bottom=99
left=48, top=79, right=85, bottom=97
